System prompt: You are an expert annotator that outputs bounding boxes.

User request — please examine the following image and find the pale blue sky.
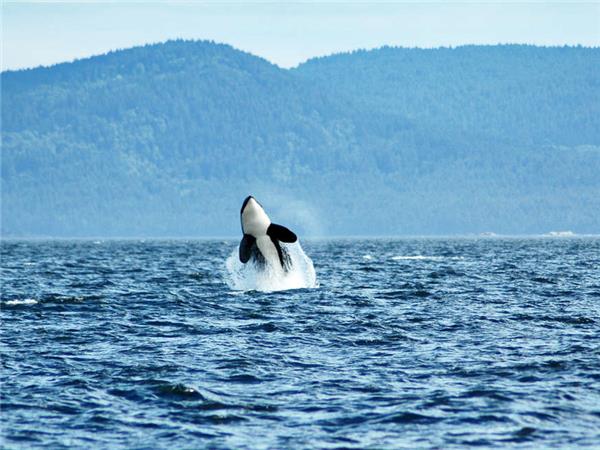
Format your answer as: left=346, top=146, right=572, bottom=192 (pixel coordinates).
left=2, top=1, right=599, bottom=71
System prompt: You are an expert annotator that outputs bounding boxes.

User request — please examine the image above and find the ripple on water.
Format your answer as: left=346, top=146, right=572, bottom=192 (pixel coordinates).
left=1, top=238, right=599, bottom=449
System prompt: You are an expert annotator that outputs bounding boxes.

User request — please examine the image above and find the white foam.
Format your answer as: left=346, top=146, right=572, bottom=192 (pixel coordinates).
left=363, top=254, right=373, bottom=260
left=546, top=231, right=576, bottom=237
left=225, top=241, right=318, bottom=292
left=391, top=255, right=443, bottom=261
left=5, top=298, right=38, bottom=305
left=391, top=255, right=464, bottom=261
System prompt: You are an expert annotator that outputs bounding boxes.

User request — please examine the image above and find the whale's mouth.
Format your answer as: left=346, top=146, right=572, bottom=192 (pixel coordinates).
left=241, top=195, right=265, bottom=215
left=240, top=195, right=254, bottom=214
left=224, top=241, right=318, bottom=292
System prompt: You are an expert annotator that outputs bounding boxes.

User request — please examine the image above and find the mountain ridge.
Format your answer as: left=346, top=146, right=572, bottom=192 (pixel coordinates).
left=3, top=40, right=597, bottom=75
left=2, top=40, right=599, bottom=237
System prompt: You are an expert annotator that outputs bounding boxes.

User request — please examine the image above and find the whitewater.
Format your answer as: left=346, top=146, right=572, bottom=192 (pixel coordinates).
left=225, top=241, right=318, bottom=292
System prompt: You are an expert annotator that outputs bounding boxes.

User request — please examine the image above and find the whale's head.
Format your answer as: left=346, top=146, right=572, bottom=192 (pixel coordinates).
left=240, top=196, right=271, bottom=235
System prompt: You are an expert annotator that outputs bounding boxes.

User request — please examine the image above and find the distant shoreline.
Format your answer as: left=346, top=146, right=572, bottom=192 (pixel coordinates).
left=2, top=234, right=599, bottom=242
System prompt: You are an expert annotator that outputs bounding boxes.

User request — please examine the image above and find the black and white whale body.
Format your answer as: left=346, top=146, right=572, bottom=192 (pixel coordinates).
left=239, top=196, right=297, bottom=271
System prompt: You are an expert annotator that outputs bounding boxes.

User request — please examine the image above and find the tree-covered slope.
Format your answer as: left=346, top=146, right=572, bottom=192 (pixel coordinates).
left=2, top=41, right=599, bottom=236
left=296, top=45, right=600, bottom=146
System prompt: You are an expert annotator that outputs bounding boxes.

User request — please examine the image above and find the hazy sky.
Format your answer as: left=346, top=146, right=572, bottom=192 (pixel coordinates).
left=2, top=1, right=599, bottom=71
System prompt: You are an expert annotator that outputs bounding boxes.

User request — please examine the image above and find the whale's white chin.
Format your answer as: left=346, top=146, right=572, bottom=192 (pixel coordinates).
left=241, top=198, right=270, bottom=236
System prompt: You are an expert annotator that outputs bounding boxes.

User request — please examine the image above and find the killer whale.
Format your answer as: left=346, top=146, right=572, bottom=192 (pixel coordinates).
left=239, top=196, right=297, bottom=271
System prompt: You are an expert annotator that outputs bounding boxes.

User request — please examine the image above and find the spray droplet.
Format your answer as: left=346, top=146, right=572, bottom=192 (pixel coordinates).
left=225, top=242, right=318, bottom=292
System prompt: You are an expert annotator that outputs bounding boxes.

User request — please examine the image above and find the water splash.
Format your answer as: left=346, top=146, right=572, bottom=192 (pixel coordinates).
left=225, top=242, right=318, bottom=292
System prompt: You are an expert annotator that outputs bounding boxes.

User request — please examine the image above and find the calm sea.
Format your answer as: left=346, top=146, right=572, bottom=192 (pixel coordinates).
left=1, top=238, right=599, bottom=448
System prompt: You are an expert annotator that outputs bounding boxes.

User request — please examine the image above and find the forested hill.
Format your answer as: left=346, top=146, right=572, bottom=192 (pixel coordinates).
left=296, top=45, right=600, bottom=146
left=2, top=41, right=599, bottom=237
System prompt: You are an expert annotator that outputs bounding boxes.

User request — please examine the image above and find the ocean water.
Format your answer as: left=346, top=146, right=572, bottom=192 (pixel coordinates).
left=1, top=238, right=599, bottom=449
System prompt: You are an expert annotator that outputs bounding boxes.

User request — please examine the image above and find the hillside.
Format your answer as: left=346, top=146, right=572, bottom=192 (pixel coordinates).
left=2, top=40, right=599, bottom=236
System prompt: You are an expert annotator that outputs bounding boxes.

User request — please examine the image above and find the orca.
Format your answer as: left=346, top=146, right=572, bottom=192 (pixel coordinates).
left=239, top=196, right=297, bottom=271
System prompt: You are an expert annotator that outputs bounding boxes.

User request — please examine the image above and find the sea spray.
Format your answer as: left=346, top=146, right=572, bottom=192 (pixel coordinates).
left=225, top=241, right=318, bottom=292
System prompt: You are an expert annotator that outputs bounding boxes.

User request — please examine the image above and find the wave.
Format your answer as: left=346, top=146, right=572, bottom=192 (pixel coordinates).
left=391, top=255, right=464, bottom=261
left=5, top=298, right=38, bottom=305
left=224, top=241, right=318, bottom=292
left=545, top=231, right=576, bottom=237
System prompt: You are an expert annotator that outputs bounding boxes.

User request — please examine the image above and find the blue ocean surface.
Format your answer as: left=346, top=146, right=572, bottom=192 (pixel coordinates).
left=1, top=238, right=599, bottom=449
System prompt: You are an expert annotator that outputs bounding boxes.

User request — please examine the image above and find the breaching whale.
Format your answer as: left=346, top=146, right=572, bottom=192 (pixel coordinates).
left=239, top=196, right=297, bottom=271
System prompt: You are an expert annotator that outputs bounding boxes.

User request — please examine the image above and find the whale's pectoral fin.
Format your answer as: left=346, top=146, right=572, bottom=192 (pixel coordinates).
left=267, top=223, right=297, bottom=243
left=239, top=234, right=256, bottom=263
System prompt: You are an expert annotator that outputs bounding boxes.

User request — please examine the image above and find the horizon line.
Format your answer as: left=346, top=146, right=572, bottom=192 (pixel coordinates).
left=2, top=234, right=599, bottom=241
